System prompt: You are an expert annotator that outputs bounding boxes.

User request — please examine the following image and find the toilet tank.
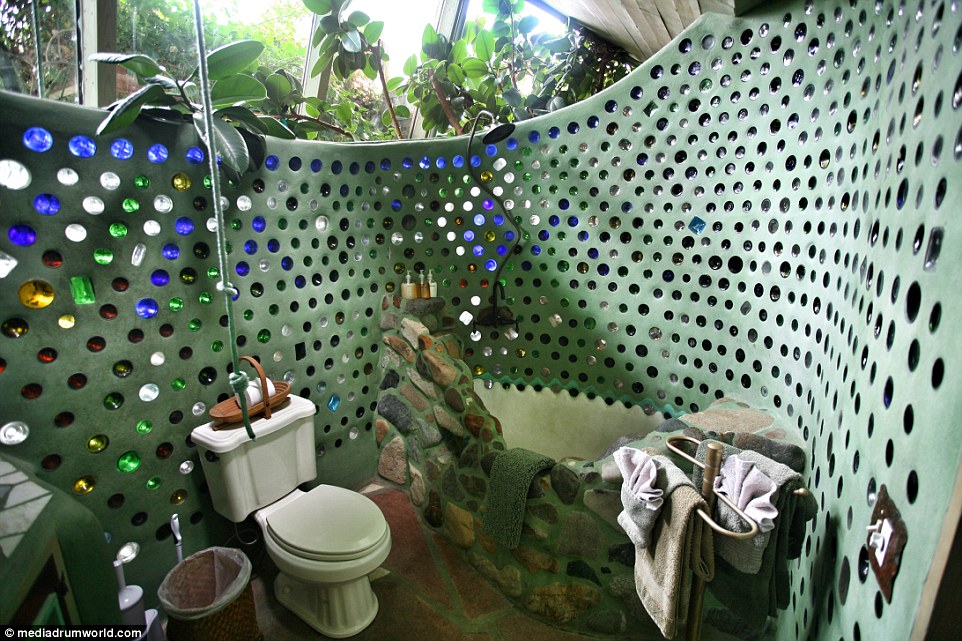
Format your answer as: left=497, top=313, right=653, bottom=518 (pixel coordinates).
left=191, top=395, right=317, bottom=522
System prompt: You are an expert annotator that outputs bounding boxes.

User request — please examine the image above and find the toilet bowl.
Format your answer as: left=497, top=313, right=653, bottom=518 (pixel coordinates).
left=190, top=395, right=392, bottom=638
left=254, top=485, right=391, bottom=638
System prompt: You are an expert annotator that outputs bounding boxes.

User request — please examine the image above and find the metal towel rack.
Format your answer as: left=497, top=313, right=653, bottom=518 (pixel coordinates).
left=664, top=435, right=810, bottom=641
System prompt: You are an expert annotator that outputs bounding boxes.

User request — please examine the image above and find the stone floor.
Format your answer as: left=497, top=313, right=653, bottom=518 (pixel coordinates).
left=243, top=483, right=747, bottom=641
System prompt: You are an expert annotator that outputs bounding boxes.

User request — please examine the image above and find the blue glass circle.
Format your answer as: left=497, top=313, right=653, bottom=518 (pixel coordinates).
left=485, top=259, right=497, bottom=271
left=630, top=86, right=643, bottom=99
left=267, top=239, right=280, bottom=253
left=380, top=159, right=391, bottom=170
left=577, top=231, right=589, bottom=241
left=150, top=270, right=170, bottom=286
left=567, top=215, right=578, bottom=227
left=281, top=257, right=293, bottom=271
left=538, top=230, right=550, bottom=241
left=349, top=161, right=360, bottom=175
left=530, top=245, right=541, bottom=256
left=161, top=243, right=180, bottom=260
left=391, top=200, right=402, bottom=212
left=68, top=135, right=97, bottom=158
left=110, top=139, right=135, bottom=160
left=469, top=155, right=481, bottom=168
left=244, top=240, right=258, bottom=254
left=401, top=157, right=413, bottom=169
left=637, top=153, right=648, bottom=165
left=621, top=202, right=633, bottom=213
left=419, top=156, right=431, bottom=169
left=365, top=161, right=376, bottom=173
left=33, top=193, right=60, bottom=215
left=452, top=155, right=464, bottom=168
left=493, top=214, right=504, bottom=226
left=587, top=247, right=599, bottom=259
left=504, top=230, right=516, bottom=241
left=295, top=275, right=306, bottom=288
left=548, top=127, right=560, bottom=139
left=435, top=157, right=447, bottom=169
left=559, top=199, right=570, bottom=211
left=289, top=156, right=302, bottom=171
left=662, top=270, right=674, bottom=282
left=331, top=160, right=343, bottom=174
left=605, top=100, right=618, bottom=113
left=496, top=245, right=507, bottom=256
left=567, top=122, right=580, bottom=134
left=235, top=261, right=250, bottom=276
left=147, top=144, right=169, bottom=163
left=23, top=127, right=53, bottom=152
left=311, top=159, right=323, bottom=172
left=473, top=245, right=485, bottom=256
left=528, top=131, right=540, bottom=143
left=464, top=230, right=476, bottom=242
left=339, top=184, right=350, bottom=197
left=174, top=217, right=194, bottom=235
left=484, top=144, right=496, bottom=157
left=251, top=216, right=266, bottom=232
left=136, top=299, right=159, bottom=319
left=264, top=154, right=279, bottom=170
left=598, top=264, right=610, bottom=276
left=505, top=137, right=518, bottom=150
left=8, top=224, right=37, bottom=246
left=521, top=260, right=532, bottom=271
left=549, top=215, right=560, bottom=227
left=474, top=213, right=486, bottom=226
left=186, top=146, right=206, bottom=164
left=587, top=116, right=599, bottom=128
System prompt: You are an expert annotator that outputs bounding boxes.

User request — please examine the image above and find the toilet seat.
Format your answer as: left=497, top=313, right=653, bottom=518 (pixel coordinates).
left=265, top=485, right=389, bottom=562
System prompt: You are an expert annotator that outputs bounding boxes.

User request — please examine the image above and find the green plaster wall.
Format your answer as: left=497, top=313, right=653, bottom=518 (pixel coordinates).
left=0, top=0, right=960, bottom=637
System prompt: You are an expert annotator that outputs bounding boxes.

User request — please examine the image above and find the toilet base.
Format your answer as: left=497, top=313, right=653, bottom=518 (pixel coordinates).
left=274, top=570, right=379, bottom=638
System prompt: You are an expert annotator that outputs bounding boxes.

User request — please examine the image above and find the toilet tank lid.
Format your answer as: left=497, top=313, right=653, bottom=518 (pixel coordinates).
left=191, top=395, right=316, bottom=452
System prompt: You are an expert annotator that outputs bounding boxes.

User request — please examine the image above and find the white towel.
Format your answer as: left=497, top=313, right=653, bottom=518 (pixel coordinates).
left=236, top=378, right=275, bottom=409
left=713, top=454, right=778, bottom=573
left=613, top=447, right=664, bottom=548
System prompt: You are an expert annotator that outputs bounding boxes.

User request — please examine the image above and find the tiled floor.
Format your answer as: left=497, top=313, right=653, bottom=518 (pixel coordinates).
left=245, top=484, right=742, bottom=641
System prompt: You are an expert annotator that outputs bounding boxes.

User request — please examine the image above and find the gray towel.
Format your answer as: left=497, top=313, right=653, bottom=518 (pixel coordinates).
left=613, top=447, right=664, bottom=549
left=633, top=457, right=714, bottom=639
left=693, top=441, right=817, bottom=634
left=481, top=448, right=555, bottom=549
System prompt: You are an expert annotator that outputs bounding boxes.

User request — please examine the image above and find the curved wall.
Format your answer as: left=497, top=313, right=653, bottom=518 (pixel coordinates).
left=1, top=0, right=961, bottom=637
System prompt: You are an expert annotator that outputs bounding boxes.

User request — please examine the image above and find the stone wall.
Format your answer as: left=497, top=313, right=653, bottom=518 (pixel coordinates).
left=374, top=295, right=654, bottom=636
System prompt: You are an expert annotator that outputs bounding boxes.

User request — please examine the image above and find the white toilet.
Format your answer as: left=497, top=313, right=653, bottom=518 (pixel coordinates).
left=191, top=395, right=391, bottom=638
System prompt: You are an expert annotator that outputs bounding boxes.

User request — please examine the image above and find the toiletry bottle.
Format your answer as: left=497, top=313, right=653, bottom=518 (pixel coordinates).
left=401, top=271, right=417, bottom=299
left=428, top=271, right=438, bottom=297
left=419, top=270, right=431, bottom=298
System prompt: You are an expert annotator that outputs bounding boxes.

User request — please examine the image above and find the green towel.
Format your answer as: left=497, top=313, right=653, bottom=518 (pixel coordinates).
left=693, top=441, right=817, bottom=635
left=482, top=448, right=556, bottom=549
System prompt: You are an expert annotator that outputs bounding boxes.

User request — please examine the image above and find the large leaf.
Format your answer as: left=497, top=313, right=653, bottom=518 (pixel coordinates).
left=518, top=15, right=538, bottom=34
left=211, top=74, right=267, bottom=106
left=97, top=83, right=169, bottom=135
left=421, top=23, right=440, bottom=54
left=447, top=62, right=465, bottom=85
left=450, top=39, right=468, bottom=64
left=403, top=54, right=419, bottom=76
left=264, top=72, right=295, bottom=103
left=205, top=41, right=264, bottom=81
left=347, top=11, right=370, bottom=27
left=386, top=76, right=404, bottom=92
left=143, top=75, right=180, bottom=91
left=320, top=15, right=340, bottom=34
left=257, top=116, right=297, bottom=139
left=89, top=52, right=164, bottom=78
left=461, top=57, right=489, bottom=79
left=341, top=29, right=364, bottom=53
left=394, top=104, right=411, bottom=118
left=364, top=21, right=384, bottom=44
left=192, top=113, right=250, bottom=175
left=474, top=30, right=495, bottom=60
left=302, top=0, right=333, bottom=14
left=503, top=87, right=523, bottom=108
left=215, top=106, right=268, bottom=133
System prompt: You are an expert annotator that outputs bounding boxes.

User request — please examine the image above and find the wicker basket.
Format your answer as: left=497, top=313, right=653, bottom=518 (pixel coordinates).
left=159, top=547, right=262, bottom=641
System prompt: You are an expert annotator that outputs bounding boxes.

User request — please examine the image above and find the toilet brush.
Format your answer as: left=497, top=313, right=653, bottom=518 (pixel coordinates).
left=114, top=556, right=145, bottom=626
left=171, top=514, right=183, bottom=564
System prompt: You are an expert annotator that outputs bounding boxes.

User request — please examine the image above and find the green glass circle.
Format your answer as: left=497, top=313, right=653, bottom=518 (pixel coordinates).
left=136, top=420, right=152, bottom=434
left=117, top=451, right=141, bottom=473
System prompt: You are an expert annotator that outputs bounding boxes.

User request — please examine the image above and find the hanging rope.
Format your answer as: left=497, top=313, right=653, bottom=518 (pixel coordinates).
left=191, top=0, right=255, bottom=441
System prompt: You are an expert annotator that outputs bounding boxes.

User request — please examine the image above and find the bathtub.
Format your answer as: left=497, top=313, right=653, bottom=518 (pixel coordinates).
left=472, top=380, right=664, bottom=461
